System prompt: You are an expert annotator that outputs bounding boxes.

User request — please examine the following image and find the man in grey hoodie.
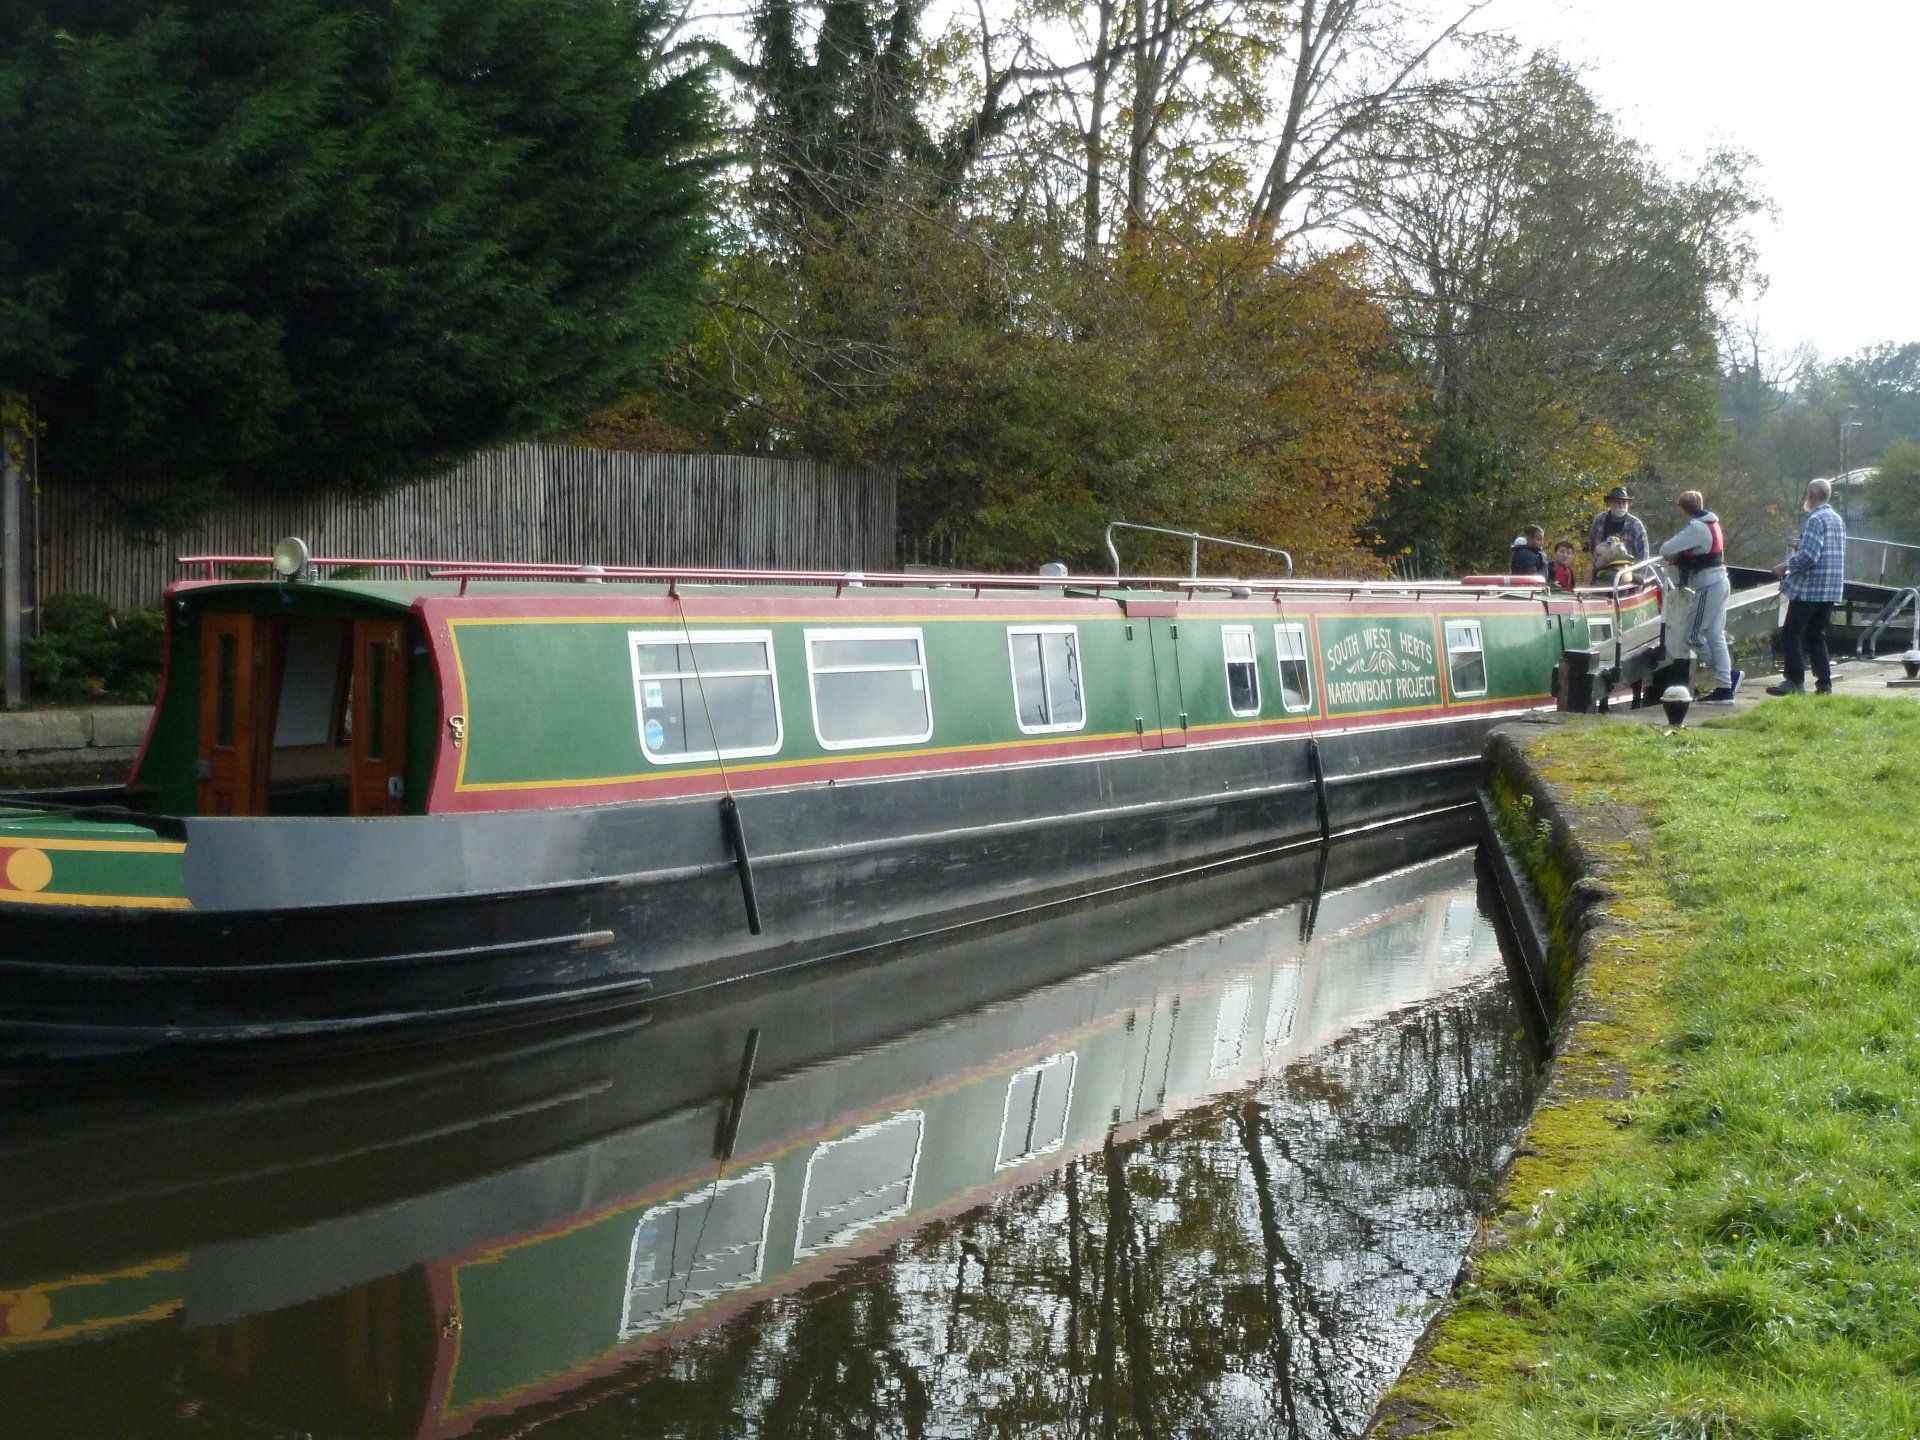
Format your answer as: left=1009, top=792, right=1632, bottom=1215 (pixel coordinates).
left=1657, top=490, right=1739, bottom=703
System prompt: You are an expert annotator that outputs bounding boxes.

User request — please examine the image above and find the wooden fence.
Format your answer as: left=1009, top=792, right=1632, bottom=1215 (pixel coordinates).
left=37, top=444, right=896, bottom=612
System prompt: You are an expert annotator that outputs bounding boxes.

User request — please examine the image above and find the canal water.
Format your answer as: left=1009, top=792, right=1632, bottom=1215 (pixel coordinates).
left=0, top=813, right=1546, bottom=1439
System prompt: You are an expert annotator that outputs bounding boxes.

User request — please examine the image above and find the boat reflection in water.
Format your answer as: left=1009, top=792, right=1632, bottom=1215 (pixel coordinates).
left=1, top=811, right=1545, bottom=1439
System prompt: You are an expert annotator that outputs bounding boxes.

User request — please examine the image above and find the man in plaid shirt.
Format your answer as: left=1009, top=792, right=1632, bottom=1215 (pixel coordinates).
left=1766, top=478, right=1847, bottom=695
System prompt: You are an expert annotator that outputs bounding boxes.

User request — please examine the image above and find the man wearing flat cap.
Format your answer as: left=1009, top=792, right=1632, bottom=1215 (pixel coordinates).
left=1587, top=485, right=1649, bottom=574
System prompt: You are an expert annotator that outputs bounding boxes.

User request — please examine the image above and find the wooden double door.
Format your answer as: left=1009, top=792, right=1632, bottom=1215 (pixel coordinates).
left=195, top=613, right=409, bottom=817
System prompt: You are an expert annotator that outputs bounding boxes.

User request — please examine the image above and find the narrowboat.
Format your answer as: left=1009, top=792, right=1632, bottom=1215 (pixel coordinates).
left=0, top=544, right=1659, bottom=1062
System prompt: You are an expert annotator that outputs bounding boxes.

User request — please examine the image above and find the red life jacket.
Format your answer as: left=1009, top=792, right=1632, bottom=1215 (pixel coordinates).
left=1678, top=510, right=1725, bottom=580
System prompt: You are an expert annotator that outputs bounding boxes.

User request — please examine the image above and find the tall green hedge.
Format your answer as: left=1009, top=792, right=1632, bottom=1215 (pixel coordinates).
left=0, top=0, right=716, bottom=515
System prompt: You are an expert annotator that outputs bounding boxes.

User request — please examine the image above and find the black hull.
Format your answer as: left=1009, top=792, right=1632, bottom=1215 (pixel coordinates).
left=0, top=715, right=1516, bottom=1062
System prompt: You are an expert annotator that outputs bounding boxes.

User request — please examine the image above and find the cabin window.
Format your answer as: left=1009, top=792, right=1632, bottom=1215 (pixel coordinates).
left=620, top=1167, right=775, bottom=1339
left=1007, top=625, right=1085, bottom=733
left=214, top=632, right=238, bottom=747
left=1588, top=617, right=1615, bottom=646
left=272, top=619, right=352, bottom=751
left=1211, top=980, right=1255, bottom=1075
left=805, top=629, right=933, bottom=749
left=629, top=630, right=783, bottom=765
left=1445, top=620, right=1488, bottom=698
left=1274, top=623, right=1314, bottom=713
left=997, top=1053, right=1077, bottom=1169
left=1264, top=959, right=1303, bottom=1056
left=796, top=1110, right=925, bottom=1258
left=365, top=642, right=389, bottom=763
left=1222, top=626, right=1260, bottom=716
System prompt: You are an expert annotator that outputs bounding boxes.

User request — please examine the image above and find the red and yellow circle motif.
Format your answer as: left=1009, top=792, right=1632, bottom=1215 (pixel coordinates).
left=0, top=1289, right=53, bottom=1338
left=0, top=847, right=53, bottom=894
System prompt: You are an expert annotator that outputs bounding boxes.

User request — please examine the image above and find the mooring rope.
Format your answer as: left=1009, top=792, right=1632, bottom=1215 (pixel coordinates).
left=673, top=590, right=737, bottom=801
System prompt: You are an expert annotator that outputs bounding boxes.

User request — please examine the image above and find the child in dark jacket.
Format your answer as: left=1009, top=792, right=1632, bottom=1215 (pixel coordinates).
left=1508, top=525, right=1547, bottom=577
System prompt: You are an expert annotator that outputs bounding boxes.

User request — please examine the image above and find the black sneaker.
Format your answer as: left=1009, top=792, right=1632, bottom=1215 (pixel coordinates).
left=1764, top=681, right=1803, bottom=696
left=1699, top=687, right=1738, bottom=704
left=1730, top=668, right=1743, bottom=692
left=1814, top=683, right=1833, bottom=695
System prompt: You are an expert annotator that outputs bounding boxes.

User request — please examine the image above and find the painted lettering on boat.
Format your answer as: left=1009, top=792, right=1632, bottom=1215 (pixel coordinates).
left=1316, top=615, right=1448, bottom=716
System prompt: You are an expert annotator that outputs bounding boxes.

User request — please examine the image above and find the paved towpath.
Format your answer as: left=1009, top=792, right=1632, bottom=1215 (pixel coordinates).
left=1539, top=653, right=1920, bottom=729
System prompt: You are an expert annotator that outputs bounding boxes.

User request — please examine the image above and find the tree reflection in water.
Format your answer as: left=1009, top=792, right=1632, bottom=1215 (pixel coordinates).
left=594, top=977, right=1539, bottom=1440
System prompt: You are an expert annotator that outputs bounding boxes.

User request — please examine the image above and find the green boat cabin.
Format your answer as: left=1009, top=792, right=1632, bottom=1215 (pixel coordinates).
left=132, top=567, right=1652, bottom=821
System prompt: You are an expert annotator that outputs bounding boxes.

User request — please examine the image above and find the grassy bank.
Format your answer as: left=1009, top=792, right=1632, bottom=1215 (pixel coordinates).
left=1395, top=698, right=1920, bottom=1439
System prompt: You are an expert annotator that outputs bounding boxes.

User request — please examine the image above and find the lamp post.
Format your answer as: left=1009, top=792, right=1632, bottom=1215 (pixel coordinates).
left=1839, top=404, right=1862, bottom=523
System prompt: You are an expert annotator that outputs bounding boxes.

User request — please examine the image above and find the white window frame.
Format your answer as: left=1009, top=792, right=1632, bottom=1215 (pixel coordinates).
left=1587, top=616, right=1615, bottom=645
left=804, top=627, right=934, bottom=751
left=995, top=1052, right=1078, bottom=1170
left=1006, top=625, right=1087, bottom=735
left=1444, top=620, right=1489, bottom=699
left=629, top=629, right=784, bottom=766
left=1263, top=960, right=1303, bottom=1058
left=794, top=1110, right=926, bottom=1259
left=619, top=1165, right=776, bottom=1339
left=1210, top=980, right=1255, bottom=1075
left=1272, top=623, right=1314, bottom=714
left=1222, top=625, right=1261, bottom=717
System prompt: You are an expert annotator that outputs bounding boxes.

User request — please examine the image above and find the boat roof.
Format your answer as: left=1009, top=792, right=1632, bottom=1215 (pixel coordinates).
left=170, top=556, right=1592, bottom=608
left=170, top=577, right=1120, bottom=606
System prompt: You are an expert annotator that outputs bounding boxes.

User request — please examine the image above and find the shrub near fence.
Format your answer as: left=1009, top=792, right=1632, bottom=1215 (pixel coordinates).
left=39, top=444, right=896, bottom=612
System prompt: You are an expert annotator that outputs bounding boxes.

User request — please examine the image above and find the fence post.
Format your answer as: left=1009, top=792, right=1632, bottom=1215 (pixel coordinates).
left=1, top=409, right=25, bottom=709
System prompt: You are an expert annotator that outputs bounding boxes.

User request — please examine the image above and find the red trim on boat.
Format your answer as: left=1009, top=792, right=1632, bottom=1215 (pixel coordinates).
left=423, top=698, right=1553, bottom=815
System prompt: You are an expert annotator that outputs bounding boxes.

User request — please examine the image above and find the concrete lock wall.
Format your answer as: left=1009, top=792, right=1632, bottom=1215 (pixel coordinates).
left=0, top=705, right=152, bottom=787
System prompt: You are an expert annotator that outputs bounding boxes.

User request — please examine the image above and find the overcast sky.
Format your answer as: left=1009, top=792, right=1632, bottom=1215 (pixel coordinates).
left=1489, top=0, right=1910, bottom=363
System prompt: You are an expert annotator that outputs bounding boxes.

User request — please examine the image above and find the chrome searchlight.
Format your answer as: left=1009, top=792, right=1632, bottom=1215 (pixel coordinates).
left=270, top=536, right=311, bottom=581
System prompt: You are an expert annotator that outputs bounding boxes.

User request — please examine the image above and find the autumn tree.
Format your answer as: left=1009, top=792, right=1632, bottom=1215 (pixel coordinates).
left=0, top=0, right=716, bottom=509
left=741, top=0, right=935, bottom=231
left=1351, top=55, right=1762, bottom=571
left=1862, top=438, right=1920, bottom=549
left=1824, top=342, right=1920, bottom=452
left=1708, top=328, right=1817, bottom=561
left=1245, top=0, right=1498, bottom=243
left=638, top=0, right=1761, bottom=577
left=1702, top=334, right=1920, bottom=566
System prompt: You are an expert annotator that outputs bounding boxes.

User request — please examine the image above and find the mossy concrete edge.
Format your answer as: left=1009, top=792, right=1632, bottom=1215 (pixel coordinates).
left=1367, top=723, right=1680, bottom=1437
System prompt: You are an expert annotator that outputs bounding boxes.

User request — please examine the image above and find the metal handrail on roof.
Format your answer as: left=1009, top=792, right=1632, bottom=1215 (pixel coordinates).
left=1104, top=522, right=1294, bottom=579
left=420, top=561, right=1572, bottom=602
left=177, top=554, right=457, bottom=580
left=175, top=553, right=1616, bottom=604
